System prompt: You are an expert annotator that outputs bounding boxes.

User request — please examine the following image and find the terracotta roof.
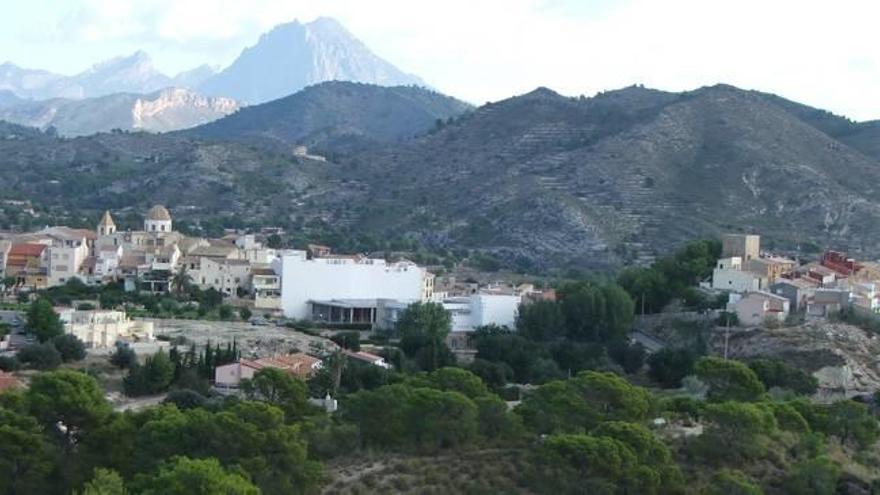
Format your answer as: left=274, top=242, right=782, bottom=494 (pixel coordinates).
left=0, top=372, right=21, bottom=391
left=8, top=243, right=47, bottom=257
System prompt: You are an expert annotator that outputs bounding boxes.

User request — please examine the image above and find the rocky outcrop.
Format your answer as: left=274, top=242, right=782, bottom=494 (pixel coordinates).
left=131, top=88, right=239, bottom=132
left=713, top=322, right=880, bottom=401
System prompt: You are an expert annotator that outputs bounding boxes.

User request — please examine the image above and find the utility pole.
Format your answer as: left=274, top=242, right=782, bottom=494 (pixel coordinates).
left=723, top=312, right=731, bottom=360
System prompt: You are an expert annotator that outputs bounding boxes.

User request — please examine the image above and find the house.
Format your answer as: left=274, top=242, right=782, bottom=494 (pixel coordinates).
left=747, top=256, right=796, bottom=284
left=279, top=250, right=433, bottom=320
left=345, top=350, right=392, bottom=369
left=770, top=278, right=818, bottom=311
left=806, top=289, right=851, bottom=318
left=5, top=243, right=48, bottom=288
left=253, top=266, right=282, bottom=310
left=214, top=352, right=323, bottom=389
left=193, top=257, right=252, bottom=296
left=732, top=291, right=790, bottom=326
left=56, top=308, right=154, bottom=348
left=711, top=257, right=767, bottom=293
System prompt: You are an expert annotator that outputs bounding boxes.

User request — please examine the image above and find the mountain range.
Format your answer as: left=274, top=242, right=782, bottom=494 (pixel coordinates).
left=0, top=87, right=238, bottom=136
left=0, top=17, right=428, bottom=135
left=2, top=81, right=880, bottom=273
left=199, top=18, right=425, bottom=104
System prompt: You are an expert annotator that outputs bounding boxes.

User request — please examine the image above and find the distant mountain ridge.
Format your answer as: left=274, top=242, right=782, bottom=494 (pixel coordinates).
left=186, top=81, right=471, bottom=148
left=0, top=87, right=238, bottom=136
left=198, top=18, right=426, bottom=104
left=2, top=81, right=880, bottom=273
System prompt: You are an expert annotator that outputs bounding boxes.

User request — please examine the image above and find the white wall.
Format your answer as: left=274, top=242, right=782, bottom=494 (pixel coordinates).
left=442, top=293, right=521, bottom=332
left=712, top=268, right=765, bottom=293
left=280, top=252, right=428, bottom=319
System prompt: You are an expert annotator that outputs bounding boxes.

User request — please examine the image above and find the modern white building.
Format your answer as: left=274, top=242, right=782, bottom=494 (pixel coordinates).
left=443, top=293, right=522, bottom=332
left=278, top=251, right=432, bottom=320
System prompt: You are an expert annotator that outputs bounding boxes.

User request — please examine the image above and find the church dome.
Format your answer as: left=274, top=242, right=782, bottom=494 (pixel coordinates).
left=145, top=205, right=172, bottom=221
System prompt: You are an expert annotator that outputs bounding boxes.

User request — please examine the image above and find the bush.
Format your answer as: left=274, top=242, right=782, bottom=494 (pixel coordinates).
left=0, top=355, right=20, bottom=371
left=647, top=348, right=697, bottom=388
left=109, top=346, right=138, bottom=369
left=52, top=334, right=87, bottom=362
left=239, top=307, right=252, bottom=321
left=748, top=359, right=818, bottom=396
left=17, top=342, right=62, bottom=370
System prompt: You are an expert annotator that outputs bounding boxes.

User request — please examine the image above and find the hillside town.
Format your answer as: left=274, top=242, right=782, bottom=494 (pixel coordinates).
left=0, top=205, right=555, bottom=359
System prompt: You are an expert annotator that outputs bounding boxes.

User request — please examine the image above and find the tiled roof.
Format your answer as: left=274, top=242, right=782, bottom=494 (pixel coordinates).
left=8, top=243, right=47, bottom=257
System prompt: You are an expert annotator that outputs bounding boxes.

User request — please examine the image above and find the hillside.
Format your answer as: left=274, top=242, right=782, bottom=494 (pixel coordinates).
left=338, top=84, right=880, bottom=270
left=0, top=88, right=238, bottom=136
left=199, top=18, right=425, bottom=104
left=3, top=83, right=880, bottom=272
left=186, top=81, right=472, bottom=148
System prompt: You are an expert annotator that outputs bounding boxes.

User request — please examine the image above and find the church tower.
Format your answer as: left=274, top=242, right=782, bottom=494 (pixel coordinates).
left=98, top=210, right=117, bottom=236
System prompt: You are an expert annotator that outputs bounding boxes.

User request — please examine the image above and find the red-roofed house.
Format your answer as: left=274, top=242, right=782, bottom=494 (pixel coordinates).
left=214, top=353, right=323, bottom=389
left=0, top=371, right=22, bottom=392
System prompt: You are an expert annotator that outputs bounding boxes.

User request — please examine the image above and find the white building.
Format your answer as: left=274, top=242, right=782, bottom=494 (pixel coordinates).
left=711, top=257, right=767, bottom=293
left=56, top=308, right=154, bottom=348
left=443, top=293, right=522, bottom=332
left=253, top=266, right=282, bottom=310
left=278, top=251, right=432, bottom=320
left=731, top=291, right=790, bottom=326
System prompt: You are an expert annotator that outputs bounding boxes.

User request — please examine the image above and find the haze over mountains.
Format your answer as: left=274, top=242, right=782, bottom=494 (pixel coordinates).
left=0, top=17, right=427, bottom=135
left=199, top=18, right=425, bottom=105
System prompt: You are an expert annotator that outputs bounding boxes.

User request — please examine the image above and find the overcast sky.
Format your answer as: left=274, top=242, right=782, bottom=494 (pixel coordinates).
left=3, top=0, right=880, bottom=120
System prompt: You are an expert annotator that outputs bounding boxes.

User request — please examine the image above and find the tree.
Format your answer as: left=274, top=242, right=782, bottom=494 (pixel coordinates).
left=0, top=355, right=19, bottom=371
left=706, top=469, right=763, bottom=495
left=52, top=334, right=87, bottom=362
left=607, top=341, right=646, bottom=374
left=170, top=265, right=192, bottom=297
left=696, top=402, right=777, bottom=462
left=241, top=367, right=308, bottom=420
left=0, top=408, right=55, bottom=495
left=81, top=468, right=128, bottom=495
left=516, top=380, right=592, bottom=434
left=516, top=300, right=565, bottom=341
left=17, top=342, right=62, bottom=370
left=406, top=387, right=479, bottom=450
left=558, top=282, right=634, bottom=343
left=27, top=298, right=64, bottom=342
left=748, top=359, right=818, bottom=396
left=124, top=351, right=174, bottom=396
left=26, top=369, right=111, bottom=484
left=468, top=359, right=513, bottom=389
left=238, top=307, right=252, bottom=321
left=694, top=357, right=765, bottom=402
left=825, top=400, right=879, bottom=448
left=397, top=302, right=452, bottom=371
left=408, top=367, right=491, bottom=399
left=136, top=457, right=260, bottom=495
left=783, top=457, right=840, bottom=495
left=647, top=348, right=697, bottom=388
left=218, top=305, right=234, bottom=320
left=110, top=346, right=138, bottom=369
left=538, top=434, right=638, bottom=490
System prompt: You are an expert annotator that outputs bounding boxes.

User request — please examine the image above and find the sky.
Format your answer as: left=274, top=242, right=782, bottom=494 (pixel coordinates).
left=3, top=0, right=880, bottom=120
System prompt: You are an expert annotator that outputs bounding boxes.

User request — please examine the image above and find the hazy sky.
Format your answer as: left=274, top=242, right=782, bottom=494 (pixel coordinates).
left=3, top=0, right=880, bottom=120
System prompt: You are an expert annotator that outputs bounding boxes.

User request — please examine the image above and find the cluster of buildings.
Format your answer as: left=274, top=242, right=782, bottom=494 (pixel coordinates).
left=705, top=234, right=879, bottom=326
left=1, top=205, right=553, bottom=353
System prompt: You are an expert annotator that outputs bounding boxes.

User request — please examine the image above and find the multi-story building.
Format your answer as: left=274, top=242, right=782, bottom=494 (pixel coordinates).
left=278, top=250, right=433, bottom=321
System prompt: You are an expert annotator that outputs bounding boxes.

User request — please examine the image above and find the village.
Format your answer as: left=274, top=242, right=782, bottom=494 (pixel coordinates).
left=0, top=205, right=557, bottom=400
